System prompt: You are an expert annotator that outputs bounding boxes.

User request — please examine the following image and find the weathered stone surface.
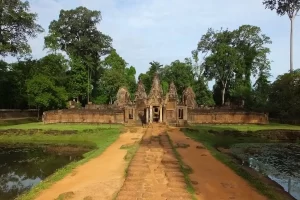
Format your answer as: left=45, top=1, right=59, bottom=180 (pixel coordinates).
left=182, top=87, right=196, bottom=109
left=114, top=87, right=131, bottom=107
left=167, top=82, right=178, bottom=100
left=187, top=109, right=268, bottom=124
left=135, top=79, right=148, bottom=101
left=148, top=73, right=164, bottom=105
left=42, top=109, right=124, bottom=124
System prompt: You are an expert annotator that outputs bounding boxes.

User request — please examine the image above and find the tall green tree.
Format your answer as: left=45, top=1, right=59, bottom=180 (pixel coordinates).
left=204, top=44, right=242, bottom=105
left=263, top=0, right=300, bottom=72
left=96, top=50, right=137, bottom=104
left=25, top=54, right=69, bottom=112
left=3, top=59, right=38, bottom=108
left=0, top=0, right=43, bottom=57
left=125, top=66, right=137, bottom=97
left=44, top=6, right=113, bottom=103
left=0, top=60, right=13, bottom=108
left=232, top=25, right=271, bottom=88
left=67, top=55, right=88, bottom=100
left=196, top=26, right=271, bottom=106
left=249, top=69, right=271, bottom=112
left=26, top=75, right=68, bottom=116
left=138, top=61, right=163, bottom=93
left=191, top=48, right=215, bottom=106
left=197, top=29, right=242, bottom=105
left=162, top=59, right=195, bottom=97
left=31, top=54, right=68, bottom=85
left=193, top=76, right=215, bottom=106
left=269, top=70, right=300, bottom=118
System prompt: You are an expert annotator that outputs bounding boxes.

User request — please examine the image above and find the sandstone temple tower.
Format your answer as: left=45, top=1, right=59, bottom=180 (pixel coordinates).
left=120, top=73, right=196, bottom=125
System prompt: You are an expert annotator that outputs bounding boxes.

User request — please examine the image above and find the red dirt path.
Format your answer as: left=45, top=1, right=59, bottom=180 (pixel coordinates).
left=35, top=128, right=144, bottom=200
left=168, top=127, right=267, bottom=200
left=34, top=125, right=268, bottom=200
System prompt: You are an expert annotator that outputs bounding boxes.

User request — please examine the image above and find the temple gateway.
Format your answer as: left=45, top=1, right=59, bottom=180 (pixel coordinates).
left=116, top=73, right=196, bottom=125
left=43, top=73, right=268, bottom=125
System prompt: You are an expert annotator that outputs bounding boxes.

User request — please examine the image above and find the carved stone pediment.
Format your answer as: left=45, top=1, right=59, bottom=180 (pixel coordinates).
left=148, top=73, right=164, bottom=105
left=168, top=82, right=178, bottom=100
left=135, top=79, right=147, bottom=101
left=114, top=87, right=131, bottom=107
left=182, top=87, right=196, bottom=108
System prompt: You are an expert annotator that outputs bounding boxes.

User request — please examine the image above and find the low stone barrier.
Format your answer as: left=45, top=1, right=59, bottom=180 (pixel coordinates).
left=188, top=109, right=268, bottom=124
left=43, top=109, right=124, bottom=124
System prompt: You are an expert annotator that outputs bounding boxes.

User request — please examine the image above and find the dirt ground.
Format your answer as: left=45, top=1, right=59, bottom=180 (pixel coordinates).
left=116, top=124, right=192, bottom=200
left=35, top=127, right=145, bottom=200
left=35, top=125, right=269, bottom=200
left=168, top=127, right=267, bottom=200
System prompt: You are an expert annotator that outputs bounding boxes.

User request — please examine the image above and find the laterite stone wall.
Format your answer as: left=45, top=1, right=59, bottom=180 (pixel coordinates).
left=188, top=109, right=268, bottom=124
left=43, top=109, right=124, bottom=124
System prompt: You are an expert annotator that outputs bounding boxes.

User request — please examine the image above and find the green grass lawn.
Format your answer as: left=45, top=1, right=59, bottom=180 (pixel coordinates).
left=0, top=118, right=38, bottom=126
left=191, top=123, right=300, bottom=131
left=182, top=123, right=300, bottom=200
left=0, top=121, right=121, bottom=130
left=0, top=122, right=123, bottom=200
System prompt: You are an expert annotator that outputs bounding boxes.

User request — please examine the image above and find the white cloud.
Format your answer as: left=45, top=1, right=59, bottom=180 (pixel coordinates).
left=21, top=0, right=300, bottom=82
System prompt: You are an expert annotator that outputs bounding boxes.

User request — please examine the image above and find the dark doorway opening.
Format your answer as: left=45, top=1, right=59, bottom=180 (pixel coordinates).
left=179, top=109, right=184, bottom=119
left=138, top=109, right=146, bottom=125
left=153, top=106, right=160, bottom=122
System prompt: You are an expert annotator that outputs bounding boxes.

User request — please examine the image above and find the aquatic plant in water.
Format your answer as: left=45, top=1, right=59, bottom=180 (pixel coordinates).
left=230, top=143, right=300, bottom=199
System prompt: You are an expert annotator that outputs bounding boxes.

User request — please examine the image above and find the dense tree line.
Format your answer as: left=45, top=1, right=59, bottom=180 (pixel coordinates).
left=0, top=0, right=300, bottom=120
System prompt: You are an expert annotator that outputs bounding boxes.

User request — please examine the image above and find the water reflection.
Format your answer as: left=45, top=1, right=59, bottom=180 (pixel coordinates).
left=232, top=143, right=300, bottom=200
left=0, top=145, right=86, bottom=200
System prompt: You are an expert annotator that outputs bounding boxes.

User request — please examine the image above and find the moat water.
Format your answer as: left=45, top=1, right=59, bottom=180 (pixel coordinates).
left=231, top=143, right=300, bottom=199
left=0, top=144, right=87, bottom=200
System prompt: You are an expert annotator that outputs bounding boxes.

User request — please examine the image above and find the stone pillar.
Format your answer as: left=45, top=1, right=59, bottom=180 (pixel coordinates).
left=131, top=108, right=136, bottom=121
left=150, top=105, right=153, bottom=123
left=124, top=108, right=128, bottom=123
left=146, top=107, right=149, bottom=124
left=183, top=106, right=188, bottom=121
left=159, top=106, right=162, bottom=123
left=163, top=107, right=166, bottom=122
left=133, top=109, right=135, bottom=121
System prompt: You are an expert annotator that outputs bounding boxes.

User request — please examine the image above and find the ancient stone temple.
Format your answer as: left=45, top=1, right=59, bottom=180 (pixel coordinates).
left=118, top=73, right=186, bottom=125
left=43, top=73, right=269, bottom=125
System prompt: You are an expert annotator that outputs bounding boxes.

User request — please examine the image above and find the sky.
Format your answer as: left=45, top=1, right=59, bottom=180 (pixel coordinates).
left=7, top=0, right=300, bottom=82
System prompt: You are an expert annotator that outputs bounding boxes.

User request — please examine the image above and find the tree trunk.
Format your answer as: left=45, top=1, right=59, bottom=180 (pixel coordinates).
left=290, top=18, right=294, bottom=72
left=87, top=67, right=90, bottom=103
left=221, top=87, right=226, bottom=106
left=37, top=105, right=40, bottom=121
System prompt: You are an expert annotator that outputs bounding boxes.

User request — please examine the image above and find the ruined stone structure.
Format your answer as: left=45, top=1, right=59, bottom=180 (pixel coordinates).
left=120, top=73, right=196, bottom=125
left=43, top=73, right=268, bottom=124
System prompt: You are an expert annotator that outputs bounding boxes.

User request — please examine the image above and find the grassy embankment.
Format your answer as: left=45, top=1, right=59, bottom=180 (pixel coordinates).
left=0, top=121, right=123, bottom=200
left=182, top=123, right=300, bottom=200
left=0, top=118, right=38, bottom=126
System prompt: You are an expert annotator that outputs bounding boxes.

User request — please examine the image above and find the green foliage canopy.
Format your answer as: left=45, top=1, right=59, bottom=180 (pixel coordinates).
left=0, top=0, right=43, bottom=57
